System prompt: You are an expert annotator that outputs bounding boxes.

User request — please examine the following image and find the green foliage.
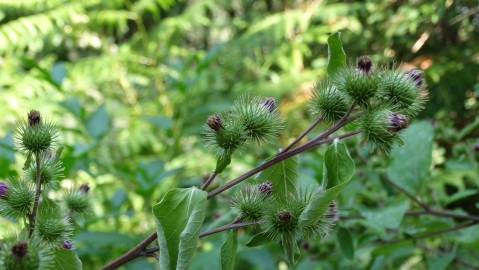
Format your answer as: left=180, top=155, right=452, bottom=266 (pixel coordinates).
left=327, top=32, right=347, bottom=76
left=387, top=121, right=434, bottom=193
left=52, top=249, right=82, bottom=270
left=323, top=140, right=355, bottom=189
left=220, top=231, right=237, bottom=270
left=337, top=227, right=354, bottom=260
left=153, top=187, right=207, bottom=270
left=0, top=0, right=477, bottom=269
left=256, top=156, right=299, bottom=199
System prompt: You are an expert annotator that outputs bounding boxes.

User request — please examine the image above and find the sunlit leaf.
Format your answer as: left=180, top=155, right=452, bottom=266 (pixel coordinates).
left=327, top=32, right=346, bottom=76
left=153, top=187, right=207, bottom=270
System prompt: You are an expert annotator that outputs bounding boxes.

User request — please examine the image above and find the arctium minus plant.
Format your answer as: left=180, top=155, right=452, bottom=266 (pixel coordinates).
left=102, top=32, right=428, bottom=270
left=0, top=111, right=90, bottom=270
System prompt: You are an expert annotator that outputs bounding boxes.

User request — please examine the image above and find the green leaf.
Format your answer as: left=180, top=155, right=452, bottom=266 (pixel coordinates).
left=86, top=105, right=110, bottom=139
left=246, top=231, right=271, bottom=247
left=427, top=253, right=455, bottom=270
left=299, top=142, right=354, bottom=227
left=256, top=156, right=298, bottom=198
left=323, top=141, right=355, bottom=189
left=337, top=227, right=354, bottom=259
left=299, top=181, right=349, bottom=227
left=360, top=200, right=410, bottom=230
left=153, top=187, right=208, bottom=270
left=215, top=149, right=232, bottom=174
left=53, top=249, right=82, bottom=270
left=387, top=121, right=433, bottom=194
left=327, top=32, right=346, bottom=76
left=220, top=231, right=237, bottom=270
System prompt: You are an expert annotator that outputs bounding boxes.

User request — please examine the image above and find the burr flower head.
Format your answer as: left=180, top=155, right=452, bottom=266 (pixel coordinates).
left=27, top=110, right=41, bottom=127
left=79, top=183, right=90, bottom=194
left=257, top=180, right=273, bottom=196
left=11, top=241, right=28, bottom=258
left=405, top=68, right=424, bottom=88
left=260, top=97, right=277, bottom=113
left=207, top=114, right=224, bottom=131
left=63, top=240, right=73, bottom=250
left=356, top=55, right=373, bottom=74
left=388, top=112, right=409, bottom=132
left=278, top=211, right=292, bottom=222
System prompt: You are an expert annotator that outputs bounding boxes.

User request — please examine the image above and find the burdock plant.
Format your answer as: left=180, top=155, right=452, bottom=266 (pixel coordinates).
left=0, top=111, right=90, bottom=270
left=98, top=32, right=427, bottom=270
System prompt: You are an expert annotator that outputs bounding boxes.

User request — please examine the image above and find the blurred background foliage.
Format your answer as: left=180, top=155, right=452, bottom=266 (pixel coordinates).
left=0, top=0, right=478, bottom=269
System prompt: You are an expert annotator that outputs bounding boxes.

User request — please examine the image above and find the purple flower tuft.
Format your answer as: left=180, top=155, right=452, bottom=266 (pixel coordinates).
left=63, top=240, right=73, bottom=250
left=0, top=182, right=8, bottom=199
left=260, top=97, right=277, bottom=113
left=79, top=184, right=90, bottom=194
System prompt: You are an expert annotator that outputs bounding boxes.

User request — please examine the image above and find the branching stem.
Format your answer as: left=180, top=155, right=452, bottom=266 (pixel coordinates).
left=28, top=152, right=42, bottom=236
left=102, top=105, right=358, bottom=270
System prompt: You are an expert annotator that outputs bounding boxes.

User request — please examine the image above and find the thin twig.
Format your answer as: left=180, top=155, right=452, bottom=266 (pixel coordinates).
left=383, top=221, right=478, bottom=245
left=29, top=152, right=42, bottom=236
left=384, top=177, right=479, bottom=222
left=201, top=172, right=218, bottom=190
left=280, top=117, right=322, bottom=153
left=207, top=131, right=359, bottom=198
left=416, top=243, right=479, bottom=270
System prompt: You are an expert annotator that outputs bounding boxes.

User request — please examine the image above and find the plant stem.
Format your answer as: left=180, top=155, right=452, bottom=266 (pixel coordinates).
left=101, top=221, right=259, bottom=270
left=384, top=176, right=479, bottom=222
left=383, top=221, right=478, bottom=245
left=279, top=117, right=322, bottom=154
left=201, top=172, right=217, bottom=190
left=28, top=152, right=42, bottom=236
left=207, top=130, right=359, bottom=198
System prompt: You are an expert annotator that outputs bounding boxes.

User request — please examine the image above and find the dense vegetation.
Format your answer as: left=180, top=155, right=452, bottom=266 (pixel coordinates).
left=0, top=1, right=478, bottom=269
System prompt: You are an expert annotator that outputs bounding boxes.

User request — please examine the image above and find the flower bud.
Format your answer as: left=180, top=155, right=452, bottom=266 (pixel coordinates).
left=260, top=97, right=277, bottom=112
left=79, top=183, right=90, bottom=194
left=63, top=240, right=73, bottom=250
left=11, top=241, right=28, bottom=258
left=0, top=181, right=8, bottom=199
left=27, top=110, right=41, bottom=127
left=387, top=112, right=409, bottom=132
left=356, top=56, right=373, bottom=74
left=405, top=68, right=423, bottom=88
left=324, top=201, right=339, bottom=222
left=278, top=211, right=292, bottom=222
left=207, top=114, right=224, bottom=131
left=257, top=180, right=273, bottom=196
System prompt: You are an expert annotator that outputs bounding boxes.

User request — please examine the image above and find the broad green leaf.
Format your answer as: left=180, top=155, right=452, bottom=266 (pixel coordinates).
left=337, top=227, right=354, bottom=259
left=153, top=187, right=208, bottom=270
left=299, top=180, right=350, bottom=227
left=327, top=32, right=346, bottom=76
left=52, top=250, right=82, bottom=270
left=299, top=142, right=354, bottom=227
left=246, top=231, right=271, bottom=247
left=256, top=156, right=298, bottom=198
left=360, top=200, right=409, bottom=230
left=387, top=121, right=433, bottom=194
left=323, top=141, right=355, bottom=189
left=427, top=253, right=455, bottom=270
left=86, top=105, right=110, bottom=139
left=220, top=231, right=237, bottom=270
